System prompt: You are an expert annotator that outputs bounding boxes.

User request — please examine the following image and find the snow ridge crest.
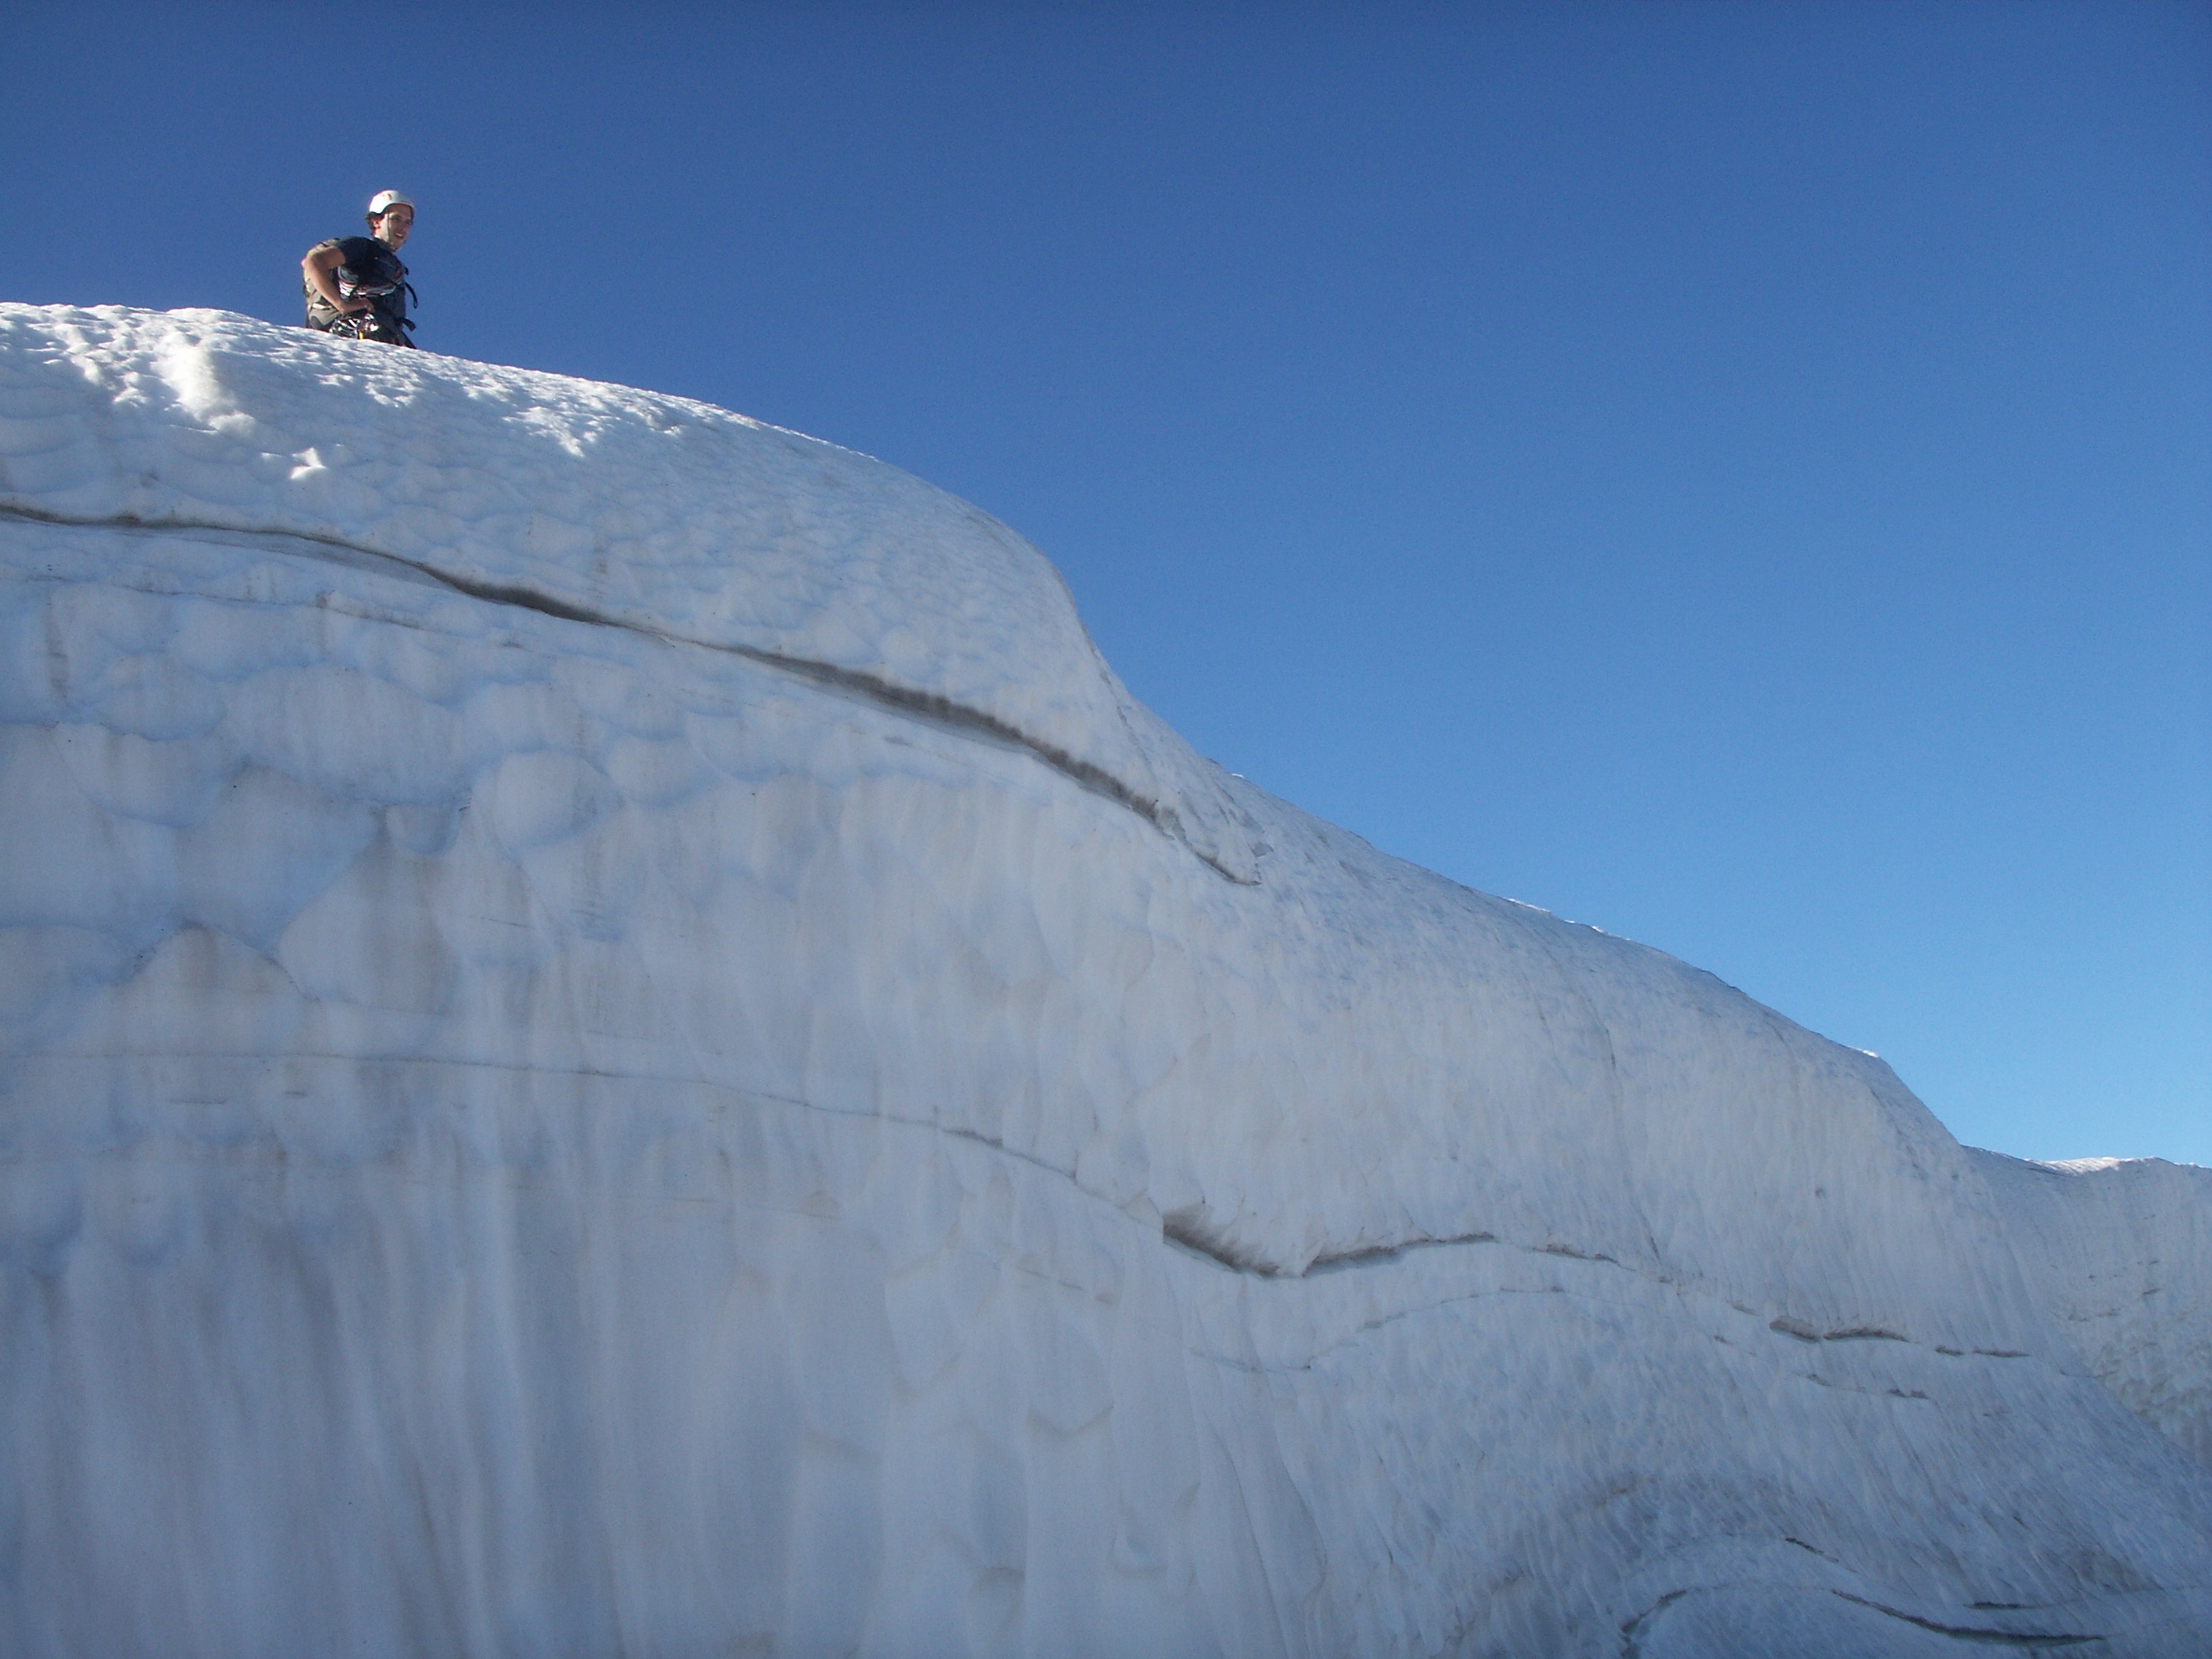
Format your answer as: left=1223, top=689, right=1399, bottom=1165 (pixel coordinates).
left=0, top=303, right=1258, bottom=880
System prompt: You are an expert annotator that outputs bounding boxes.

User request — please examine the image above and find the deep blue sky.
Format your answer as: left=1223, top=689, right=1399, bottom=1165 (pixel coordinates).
left=5, top=3, right=2206, bottom=1165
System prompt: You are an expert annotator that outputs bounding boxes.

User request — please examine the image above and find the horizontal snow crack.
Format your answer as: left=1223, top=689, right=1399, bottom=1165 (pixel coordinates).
left=1624, top=1588, right=2105, bottom=1654
left=1160, top=1206, right=1279, bottom=1275
left=0, top=503, right=1256, bottom=884
left=1163, top=1206, right=1515, bottom=1279
left=1306, top=1231, right=1499, bottom=1273
left=1771, top=1317, right=1912, bottom=1345
left=1830, top=1590, right=2105, bottom=1647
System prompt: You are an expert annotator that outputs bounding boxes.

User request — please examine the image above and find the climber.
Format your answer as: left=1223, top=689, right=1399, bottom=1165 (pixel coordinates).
left=302, top=190, right=417, bottom=346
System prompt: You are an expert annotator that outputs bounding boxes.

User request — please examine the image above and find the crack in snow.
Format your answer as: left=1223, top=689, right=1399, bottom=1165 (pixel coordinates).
left=0, top=503, right=1256, bottom=884
left=1829, top=1590, right=2105, bottom=1647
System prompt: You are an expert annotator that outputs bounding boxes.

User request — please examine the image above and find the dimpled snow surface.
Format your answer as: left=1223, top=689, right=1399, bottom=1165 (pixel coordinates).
left=1, top=306, right=2207, bottom=1658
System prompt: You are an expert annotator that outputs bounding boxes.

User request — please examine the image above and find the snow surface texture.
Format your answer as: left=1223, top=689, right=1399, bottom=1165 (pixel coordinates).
left=1971, top=1151, right=2212, bottom=1473
left=1, top=305, right=2207, bottom=1658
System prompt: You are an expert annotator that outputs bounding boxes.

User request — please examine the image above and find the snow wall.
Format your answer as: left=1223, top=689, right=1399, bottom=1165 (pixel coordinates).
left=1, top=305, right=2207, bottom=1658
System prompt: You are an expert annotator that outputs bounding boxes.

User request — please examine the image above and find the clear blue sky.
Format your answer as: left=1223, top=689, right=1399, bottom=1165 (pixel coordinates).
left=5, top=3, right=2206, bottom=1165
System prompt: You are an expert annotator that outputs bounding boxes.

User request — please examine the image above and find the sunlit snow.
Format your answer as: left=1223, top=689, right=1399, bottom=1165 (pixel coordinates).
left=2, top=305, right=2207, bottom=1657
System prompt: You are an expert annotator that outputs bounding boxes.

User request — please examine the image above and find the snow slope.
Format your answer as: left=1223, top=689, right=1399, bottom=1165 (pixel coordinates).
left=1, top=304, right=2207, bottom=1658
left=1971, top=1151, right=2212, bottom=1473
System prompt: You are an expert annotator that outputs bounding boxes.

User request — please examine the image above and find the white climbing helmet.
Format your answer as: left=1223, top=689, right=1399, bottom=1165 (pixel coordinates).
left=367, top=190, right=415, bottom=219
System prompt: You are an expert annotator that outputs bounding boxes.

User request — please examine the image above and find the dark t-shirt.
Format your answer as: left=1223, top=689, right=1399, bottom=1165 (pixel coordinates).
left=304, top=235, right=410, bottom=334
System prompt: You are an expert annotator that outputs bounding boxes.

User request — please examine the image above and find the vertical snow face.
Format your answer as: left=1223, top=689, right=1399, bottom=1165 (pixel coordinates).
left=2, top=307, right=2209, bottom=1658
left=1972, top=1151, right=2212, bottom=1471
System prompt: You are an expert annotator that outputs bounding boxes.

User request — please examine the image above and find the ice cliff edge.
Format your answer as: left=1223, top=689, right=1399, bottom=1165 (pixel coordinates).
left=2, top=305, right=2208, bottom=1658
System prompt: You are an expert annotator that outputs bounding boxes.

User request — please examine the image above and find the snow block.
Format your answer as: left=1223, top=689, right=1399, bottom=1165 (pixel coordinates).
left=1, top=305, right=2207, bottom=1657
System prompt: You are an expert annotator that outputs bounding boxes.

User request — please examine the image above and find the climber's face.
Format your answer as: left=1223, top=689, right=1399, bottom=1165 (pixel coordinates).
left=372, top=206, right=413, bottom=249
